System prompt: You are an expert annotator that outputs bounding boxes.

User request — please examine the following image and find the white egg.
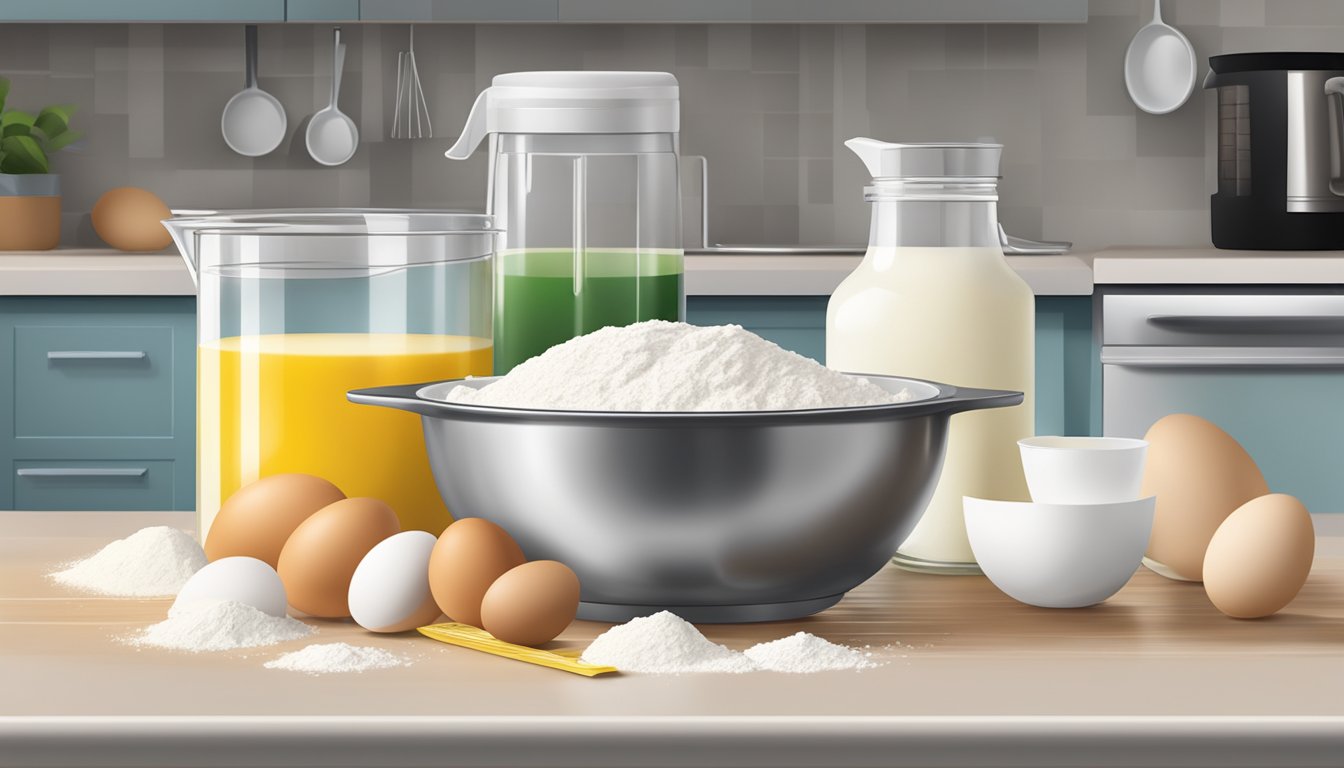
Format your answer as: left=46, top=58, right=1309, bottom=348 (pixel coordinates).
left=171, top=556, right=287, bottom=617
left=349, top=530, right=443, bottom=633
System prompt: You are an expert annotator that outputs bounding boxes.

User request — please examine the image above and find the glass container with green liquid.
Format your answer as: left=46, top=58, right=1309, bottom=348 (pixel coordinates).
left=447, top=71, right=686, bottom=373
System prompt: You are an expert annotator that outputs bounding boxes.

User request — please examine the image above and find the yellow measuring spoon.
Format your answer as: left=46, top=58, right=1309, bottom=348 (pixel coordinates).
left=418, top=623, right=618, bottom=677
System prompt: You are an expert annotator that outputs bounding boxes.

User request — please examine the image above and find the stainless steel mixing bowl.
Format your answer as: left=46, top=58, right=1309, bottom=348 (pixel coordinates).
left=349, top=374, right=1021, bottom=623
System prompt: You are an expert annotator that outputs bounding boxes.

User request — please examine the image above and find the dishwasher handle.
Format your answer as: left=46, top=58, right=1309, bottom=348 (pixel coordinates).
left=1146, top=314, right=1344, bottom=334
left=1103, top=346, right=1344, bottom=368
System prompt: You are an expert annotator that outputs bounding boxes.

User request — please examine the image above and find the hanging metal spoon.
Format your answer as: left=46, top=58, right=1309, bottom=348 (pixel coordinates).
left=1124, top=0, right=1197, bottom=114
left=306, top=27, right=359, bottom=166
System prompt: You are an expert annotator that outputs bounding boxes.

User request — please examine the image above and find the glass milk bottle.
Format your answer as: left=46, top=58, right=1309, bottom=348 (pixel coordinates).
left=827, top=138, right=1034, bottom=574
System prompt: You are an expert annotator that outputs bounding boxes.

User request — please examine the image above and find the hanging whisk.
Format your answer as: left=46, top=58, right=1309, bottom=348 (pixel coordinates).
left=392, top=25, right=431, bottom=138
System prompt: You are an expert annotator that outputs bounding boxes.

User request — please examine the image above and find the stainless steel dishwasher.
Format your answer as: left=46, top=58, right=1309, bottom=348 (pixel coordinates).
left=1101, top=288, right=1344, bottom=511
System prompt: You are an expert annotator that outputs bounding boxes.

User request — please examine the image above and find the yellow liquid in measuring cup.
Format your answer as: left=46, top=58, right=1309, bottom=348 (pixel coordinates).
left=198, top=333, right=492, bottom=538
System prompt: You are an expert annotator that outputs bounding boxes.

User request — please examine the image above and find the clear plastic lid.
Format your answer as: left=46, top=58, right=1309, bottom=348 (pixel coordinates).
left=846, top=138, right=1003, bottom=180
left=446, top=71, right=680, bottom=160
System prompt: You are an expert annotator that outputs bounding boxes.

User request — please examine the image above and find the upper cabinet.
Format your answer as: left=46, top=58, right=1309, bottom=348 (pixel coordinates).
left=0, top=0, right=285, bottom=21
left=286, top=0, right=360, bottom=21
left=553, top=0, right=1088, bottom=24
left=359, top=0, right=559, bottom=22
left=0, top=0, right=1086, bottom=23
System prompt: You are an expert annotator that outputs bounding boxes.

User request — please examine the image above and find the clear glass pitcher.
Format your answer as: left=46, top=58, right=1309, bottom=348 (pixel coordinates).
left=165, top=211, right=496, bottom=538
left=447, top=71, right=685, bottom=373
left=827, top=139, right=1035, bottom=575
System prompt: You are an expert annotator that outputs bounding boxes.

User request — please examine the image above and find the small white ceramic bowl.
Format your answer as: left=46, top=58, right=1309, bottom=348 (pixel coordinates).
left=964, top=495, right=1156, bottom=608
left=1018, top=436, right=1148, bottom=504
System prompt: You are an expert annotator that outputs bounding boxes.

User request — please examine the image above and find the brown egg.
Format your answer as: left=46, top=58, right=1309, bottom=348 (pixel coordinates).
left=481, top=561, right=580, bottom=647
left=1203, top=494, right=1315, bottom=619
left=427, top=518, right=526, bottom=628
left=1141, top=414, right=1269, bottom=581
left=205, top=474, right=346, bottom=568
left=91, top=187, right=173, bottom=251
left=276, top=497, right=400, bottom=618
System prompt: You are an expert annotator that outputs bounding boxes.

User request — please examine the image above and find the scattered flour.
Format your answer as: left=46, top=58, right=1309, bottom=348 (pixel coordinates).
left=132, top=600, right=314, bottom=652
left=265, top=642, right=410, bottom=674
left=50, top=526, right=206, bottom=597
left=744, top=631, right=879, bottom=673
left=445, top=321, right=912, bottom=412
left=581, top=611, right=880, bottom=675
left=580, top=611, right=756, bottom=674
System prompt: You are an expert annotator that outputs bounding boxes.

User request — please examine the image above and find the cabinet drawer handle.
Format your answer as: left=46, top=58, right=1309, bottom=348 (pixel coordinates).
left=47, top=351, right=148, bottom=360
left=17, top=467, right=148, bottom=478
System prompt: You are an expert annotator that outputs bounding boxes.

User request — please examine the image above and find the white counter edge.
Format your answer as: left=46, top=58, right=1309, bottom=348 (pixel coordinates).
left=0, top=252, right=1095, bottom=298
left=2, top=715, right=1338, bottom=768
left=1092, top=247, right=1344, bottom=285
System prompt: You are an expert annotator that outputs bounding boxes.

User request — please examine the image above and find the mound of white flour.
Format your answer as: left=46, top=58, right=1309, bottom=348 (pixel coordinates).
left=445, top=321, right=911, bottom=412
left=132, top=600, right=314, bottom=652
left=265, top=643, right=410, bottom=674
left=744, top=631, right=878, bottom=673
left=580, top=611, right=756, bottom=673
left=51, top=526, right=206, bottom=597
left=580, top=611, right=878, bottom=674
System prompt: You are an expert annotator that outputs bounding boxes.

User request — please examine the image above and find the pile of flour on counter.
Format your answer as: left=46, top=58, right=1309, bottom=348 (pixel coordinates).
left=132, top=600, right=313, bottom=652
left=50, top=526, right=206, bottom=597
left=580, top=611, right=756, bottom=674
left=744, top=631, right=878, bottom=673
left=265, top=642, right=410, bottom=674
left=580, top=611, right=879, bottom=674
left=445, top=321, right=912, bottom=412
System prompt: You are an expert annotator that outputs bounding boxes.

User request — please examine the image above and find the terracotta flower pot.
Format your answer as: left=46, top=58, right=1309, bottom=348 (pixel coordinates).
left=0, top=174, right=60, bottom=250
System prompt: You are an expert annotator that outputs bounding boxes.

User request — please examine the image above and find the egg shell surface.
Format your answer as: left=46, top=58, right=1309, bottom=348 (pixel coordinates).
left=1141, top=414, right=1269, bottom=580
left=428, top=518, right=526, bottom=628
left=481, top=560, right=581, bottom=647
left=91, top=187, right=173, bottom=251
left=277, top=497, right=400, bottom=618
left=171, top=556, right=287, bottom=617
left=349, top=530, right=443, bottom=633
left=205, top=473, right=346, bottom=568
left=1203, top=493, right=1315, bottom=619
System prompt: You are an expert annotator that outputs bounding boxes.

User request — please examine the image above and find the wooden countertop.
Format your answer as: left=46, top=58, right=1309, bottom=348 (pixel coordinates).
left=2, top=512, right=1341, bottom=768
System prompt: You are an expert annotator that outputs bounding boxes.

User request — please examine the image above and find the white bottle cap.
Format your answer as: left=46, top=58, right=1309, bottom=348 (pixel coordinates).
left=446, top=71, right=680, bottom=160
left=846, top=137, right=1003, bottom=179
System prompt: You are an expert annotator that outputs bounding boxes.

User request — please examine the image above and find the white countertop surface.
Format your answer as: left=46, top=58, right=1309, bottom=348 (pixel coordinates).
left=0, top=250, right=1094, bottom=298
left=0, top=250, right=194, bottom=296
left=1091, top=246, right=1344, bottom=285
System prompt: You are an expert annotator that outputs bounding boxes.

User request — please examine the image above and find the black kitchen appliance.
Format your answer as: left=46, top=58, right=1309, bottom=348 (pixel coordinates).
left=1205, top=52, right=1344, bottom=250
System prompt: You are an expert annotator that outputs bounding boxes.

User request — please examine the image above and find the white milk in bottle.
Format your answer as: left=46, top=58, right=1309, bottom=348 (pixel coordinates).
left=827, top=138, right=1034, bottom=574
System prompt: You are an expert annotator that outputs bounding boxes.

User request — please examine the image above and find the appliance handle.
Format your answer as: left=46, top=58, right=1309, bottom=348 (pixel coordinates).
left=1146, top=313, right=1344, bottom=334
left=1326, top=77, right=1344, bottom=197
left=17, top=467, right=148, bottom=478
left=47, top=350, right=147, bottom=360
left=1102, top=346, right=1344, bottom=368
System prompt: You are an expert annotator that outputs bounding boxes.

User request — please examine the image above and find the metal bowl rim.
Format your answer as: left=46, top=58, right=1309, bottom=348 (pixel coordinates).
left=412, top=373, right=961, bottom=423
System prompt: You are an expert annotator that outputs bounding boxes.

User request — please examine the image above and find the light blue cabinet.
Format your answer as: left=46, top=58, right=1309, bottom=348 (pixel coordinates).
left=0, top=297, right=196, bottom=511
left=0, top=0, right=353, bottom=22
left=0, top=0, right=1087, bottom=23
left=0, top=294, right=1096, bottom=511
left=686, top=295, right=1100, bottom=437
left=0, top=0, right=284, bottom=21
left=286, top=0, right=361, bottom=21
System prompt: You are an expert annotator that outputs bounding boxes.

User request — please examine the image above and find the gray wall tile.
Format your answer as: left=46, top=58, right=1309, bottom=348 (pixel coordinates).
left=1, top=9, right=1338, bottom=251
left=1220, top=0, right=1265, bottom=27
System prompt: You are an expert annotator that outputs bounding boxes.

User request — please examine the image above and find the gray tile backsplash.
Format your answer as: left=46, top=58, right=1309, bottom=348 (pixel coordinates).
left=1, top=0, right=1340, bottom=250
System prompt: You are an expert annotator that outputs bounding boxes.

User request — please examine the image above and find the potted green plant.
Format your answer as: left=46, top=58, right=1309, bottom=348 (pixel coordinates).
left=0, top=77, right=80, bottom=250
